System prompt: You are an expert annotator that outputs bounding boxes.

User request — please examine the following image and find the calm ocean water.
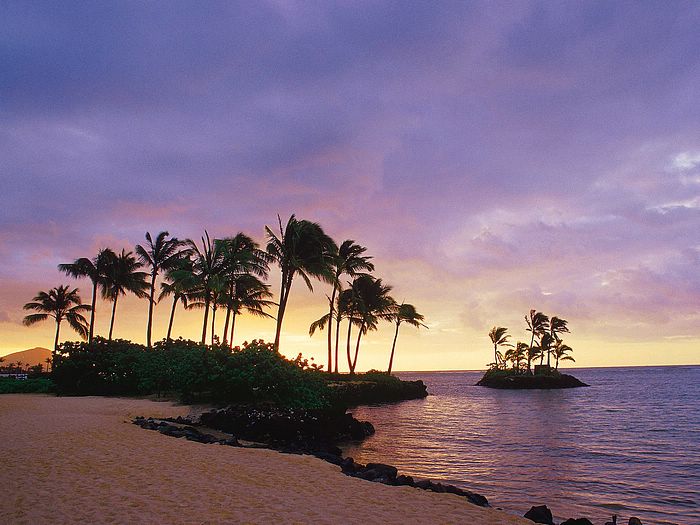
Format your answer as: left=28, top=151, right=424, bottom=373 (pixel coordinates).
left=343, top=367, right=700, bottom=525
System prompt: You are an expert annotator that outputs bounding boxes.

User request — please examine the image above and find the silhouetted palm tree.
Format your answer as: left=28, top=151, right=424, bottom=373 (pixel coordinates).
left=23, top=285, right=90, bottom=351
left=159, top=257, right=196, bottom=341
left=387, top=303, right=427, bottom=375
left=547, top=316, right=570, bottom=367
left=324, top=240, right=374, bottom=372
left=103, top=249, right=149, bottom=340
left=45, top=357, right=52, bottom=373
left=525, top=310, right=550, bottom=370
left=59, top=248, right=117, bottom=342
left=346, top=275, right=395, bottom=374
left=222, top=274, right=275, bottom=345
left=488, top=326, right=513, bottom=369
left=505, top=341, right=528, bottom=371
left=216, top=233, right=271, bottom=347
left=183, top=231, right=224, bottom=344
left=553, top=340, right=575, bottom=369
left=136, top=231, right=184, bottom=347
left=266, top=214, right=337, bottom=350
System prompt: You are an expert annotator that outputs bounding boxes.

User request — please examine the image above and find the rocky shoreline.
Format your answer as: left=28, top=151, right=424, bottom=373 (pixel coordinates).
left=133, top=405, right=643, bottom=525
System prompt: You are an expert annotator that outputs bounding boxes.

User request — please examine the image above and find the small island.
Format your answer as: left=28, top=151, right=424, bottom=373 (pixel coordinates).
left=477, top=310, right=589, bottom=389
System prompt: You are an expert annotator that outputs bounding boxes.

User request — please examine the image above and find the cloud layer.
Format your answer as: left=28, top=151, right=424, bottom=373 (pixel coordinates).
left=2, top=1, right=699, bottom=367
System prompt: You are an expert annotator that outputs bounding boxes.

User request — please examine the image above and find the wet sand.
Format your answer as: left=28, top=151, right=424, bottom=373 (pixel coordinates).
left=0, top=394, right=531, bottom=524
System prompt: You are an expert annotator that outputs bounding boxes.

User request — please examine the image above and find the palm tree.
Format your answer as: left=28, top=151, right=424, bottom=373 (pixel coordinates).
left=159, top=257, right=196, bottom=341
left=547, top=316, right=570, bottom=367
left=553, top=340, right=575, bottom=369
left=505, top=342, right=528, bottom=372
left=525, top=310, right=550, bottom=370
left=182, top=231, right=224, bottom=344
left=346, top=275, right=395, bottom=374
left=387, top=303, right=427, bottom=375
left=222, top=274, right=275, bottom=345
left=23, top=285, right=90, bottom=351
left=324, top=240, right=374, bottom=372
left=103, top=249, right=149, bottom=340
left=488, top=326, right=513, bottom=369
left=136, top=231, right=184, bottom=347
left=216, top=233, right=271, bottom=347
left=45, top=357, right=52, bottom=373
left=59, top=248, right=116, bottom=342
left=265, top=214, right=337, bottom=350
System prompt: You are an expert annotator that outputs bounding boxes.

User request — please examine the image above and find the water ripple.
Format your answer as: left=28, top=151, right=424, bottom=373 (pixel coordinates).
left=343, top=366, right=700, bottom=525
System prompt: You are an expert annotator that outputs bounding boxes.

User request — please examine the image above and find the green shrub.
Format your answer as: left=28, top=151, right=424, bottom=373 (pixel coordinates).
left=0, top=378, right=55, bottom=394
left=52, top=337, right=329, bottom=408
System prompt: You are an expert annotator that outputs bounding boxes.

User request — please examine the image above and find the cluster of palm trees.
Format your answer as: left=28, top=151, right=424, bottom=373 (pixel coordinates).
left=22, top=215, right=426, bottom=374
left=488, top=309, right=575, bottom=372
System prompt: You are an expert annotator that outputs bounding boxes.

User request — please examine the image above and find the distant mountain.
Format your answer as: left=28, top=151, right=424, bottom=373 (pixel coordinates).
left=1, top=347, right=52, bottom=367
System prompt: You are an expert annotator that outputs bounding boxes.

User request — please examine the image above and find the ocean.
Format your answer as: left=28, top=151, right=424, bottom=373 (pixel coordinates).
left=343, top=366, right=700, bottom=525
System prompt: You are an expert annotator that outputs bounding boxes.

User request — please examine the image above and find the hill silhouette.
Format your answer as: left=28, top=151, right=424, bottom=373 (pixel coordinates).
left=1, top=347, right=51, bottom=367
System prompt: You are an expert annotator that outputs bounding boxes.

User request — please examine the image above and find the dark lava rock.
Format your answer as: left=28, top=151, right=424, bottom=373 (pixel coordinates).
left=477, top=373, right=588, bottom=389
left=628, top=518, right=643, bottom=525
left=524, top=505, right=555, bottom=524
left=365, top=463, right=398, bottom=480
left=199, top=405, right=375, bottom=454
left=395, top=474, right=414, bottom=486
left=327, top=379, right=428, bottom=406
left=561, top=519, right=593, bottom=525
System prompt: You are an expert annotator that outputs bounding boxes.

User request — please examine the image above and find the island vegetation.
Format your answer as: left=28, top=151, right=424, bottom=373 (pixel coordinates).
left=477, top=310, right=588, bottom=389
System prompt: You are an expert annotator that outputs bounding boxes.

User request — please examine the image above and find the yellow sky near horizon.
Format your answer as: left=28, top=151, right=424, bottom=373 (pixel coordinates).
left=3, top=281, right=698, bottom=371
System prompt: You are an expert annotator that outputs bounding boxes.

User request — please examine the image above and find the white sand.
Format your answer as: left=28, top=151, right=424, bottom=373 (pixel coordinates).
left=0, top=395, right=531, bottom=524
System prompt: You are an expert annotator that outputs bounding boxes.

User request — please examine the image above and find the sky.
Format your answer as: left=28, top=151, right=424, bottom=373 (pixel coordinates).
left=1, top=1, right=699, bottom=370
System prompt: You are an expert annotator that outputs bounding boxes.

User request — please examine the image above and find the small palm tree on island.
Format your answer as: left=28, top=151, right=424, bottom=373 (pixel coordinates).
left=488, top=326, right=513, bottom=369
left=387, top=303, right=427, bottom=375
left=23, top=285, right=90, bottom=351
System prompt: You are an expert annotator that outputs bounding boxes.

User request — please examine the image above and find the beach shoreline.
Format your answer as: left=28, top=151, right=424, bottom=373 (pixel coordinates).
left=0, top=394, right=530, bottom=524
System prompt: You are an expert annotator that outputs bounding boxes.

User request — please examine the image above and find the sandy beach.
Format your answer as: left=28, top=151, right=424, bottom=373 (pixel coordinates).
left=0, top=394, right=532, bottom=524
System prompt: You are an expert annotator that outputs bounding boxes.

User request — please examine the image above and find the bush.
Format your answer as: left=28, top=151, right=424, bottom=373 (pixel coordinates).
left=0, top=378, right=55, bottom=394
left=52, top=337, right=329, bottom=408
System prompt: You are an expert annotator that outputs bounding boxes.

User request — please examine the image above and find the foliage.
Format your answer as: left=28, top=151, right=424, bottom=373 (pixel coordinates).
left=51, top=337, right=329, bottom=408
left=0, top=378, right=55, bottom=394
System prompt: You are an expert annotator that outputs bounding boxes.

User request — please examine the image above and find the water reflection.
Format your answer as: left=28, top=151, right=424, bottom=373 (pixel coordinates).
left=342, top=368, right=700, bottom=525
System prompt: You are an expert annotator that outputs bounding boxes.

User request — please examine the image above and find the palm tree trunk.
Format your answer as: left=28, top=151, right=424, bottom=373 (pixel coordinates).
left=494, top=343, right=498, bottom=368
left=274, top=272, right=291, bottom=350
left=201, top=296, right=210, bottom=345
left=388, top=322, right=400, bottom=375
left=89, top=280, right=97, bottom=343
left=346, top=318, right=353, bottom=374
left=146, top=272, right=157, bottom=348
left=222, top=305, right=231, bottom=346
left=230, top=311, right=237, bottom=346
left=352, top=323, right=365, bottom=372
left=528, top=332, right=535, bottom=373
left=546, top=339, right=551, bottom=368
left=108, top=295, right=118, bottom=340
left=326, top=284, right=338, bottom=373
left=211, top=304, right=217, bottom=345
left=166, top=296, right=177, bottom=341
left=54, top=319, right=61, bottom=352
left=334, top=315, right=342, bottom=373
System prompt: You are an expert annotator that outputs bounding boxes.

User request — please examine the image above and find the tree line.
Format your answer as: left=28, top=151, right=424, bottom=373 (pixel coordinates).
left=488, top=309, right=575, bottom=372
left=22, top=214, right=426, bottom=374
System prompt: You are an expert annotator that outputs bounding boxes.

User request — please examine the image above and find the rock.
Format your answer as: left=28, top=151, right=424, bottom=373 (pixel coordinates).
left=395, top=474, right=414, bottom=486
left=365, top=463, right=398, bottom=480
left=524, top=505, right=554, bottom=525
left=561, top=519, right=593, bottom=525
left=628, top=519, right=643, bottom=525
